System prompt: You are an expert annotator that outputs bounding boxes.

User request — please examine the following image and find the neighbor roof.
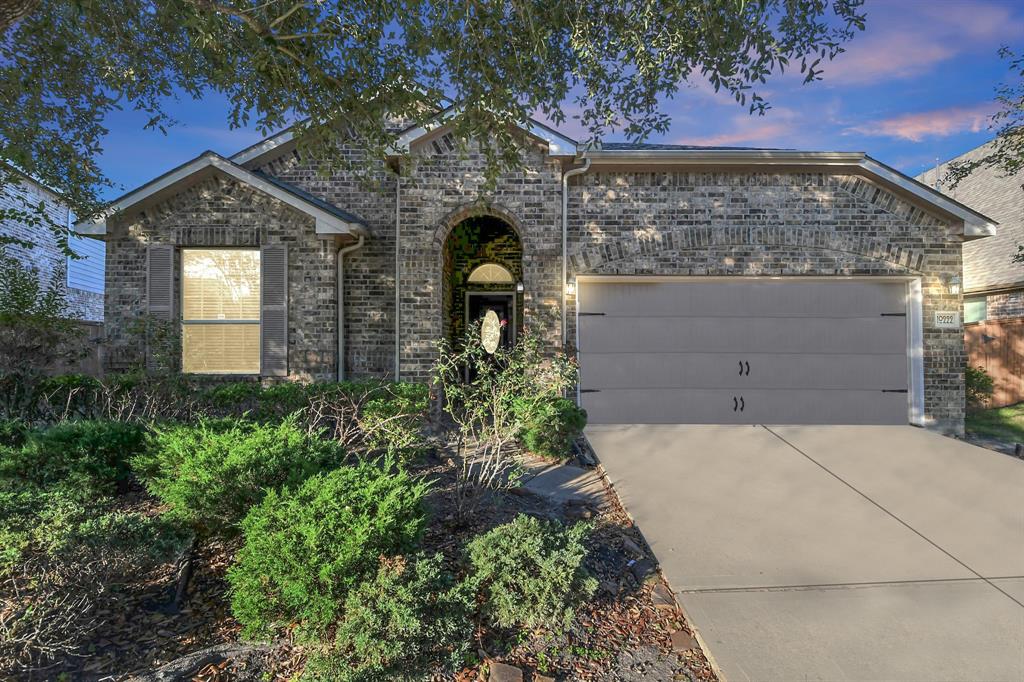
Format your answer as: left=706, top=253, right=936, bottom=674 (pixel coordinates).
left=916, top=141, right=1023, bottom=293
left=75, top=151, right=368, bottom=237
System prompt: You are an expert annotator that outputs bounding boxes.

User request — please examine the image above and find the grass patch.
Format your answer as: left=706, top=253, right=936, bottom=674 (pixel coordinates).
left=966, top=403, right=1024, bottom=442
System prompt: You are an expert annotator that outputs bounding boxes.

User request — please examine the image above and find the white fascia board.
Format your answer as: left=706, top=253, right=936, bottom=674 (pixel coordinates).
left=391, top=106, right=578, bottom=157
left=74, top=153, right=366, bottom=237
left=859, top=157, right=995, bottom=238
left=585, top=149, right=997, bottom=237
left=230, top=127, right=298, bottom=165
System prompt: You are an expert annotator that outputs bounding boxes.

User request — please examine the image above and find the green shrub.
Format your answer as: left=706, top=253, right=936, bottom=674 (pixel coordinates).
left=360, top=382, right=430, bottom=458
left=135, top=414, right=343, bottom=536
left=0, top=420, right=148, bottom=494
left=0, top=482, right=188, bottom=572
left=227, top=462, right=429, bottom=640
left=0, top=418, right=28, bottom=448
left=51, top=509, right=190, bottom=565
left=966, top=365, right=995, bottom=411
left=515, top=397, right=587, bottom=460
left=466, top=514, right=597, bottom=630
left=304, top=553, right=474, bottom=682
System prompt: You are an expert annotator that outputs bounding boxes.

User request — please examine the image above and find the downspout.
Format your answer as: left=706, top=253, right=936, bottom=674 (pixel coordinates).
left=394, top=175, right=401, bottom=381
left=336, top=235, right=365, bottom=381
left=561, top=156, right=591, bottom=346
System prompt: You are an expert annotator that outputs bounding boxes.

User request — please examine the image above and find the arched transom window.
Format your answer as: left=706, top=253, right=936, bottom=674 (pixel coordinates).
left=467, top=263, right=514, bottom=284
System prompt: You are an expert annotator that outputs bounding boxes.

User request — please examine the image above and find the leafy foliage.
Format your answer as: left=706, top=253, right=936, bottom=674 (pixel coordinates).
left=0, top=417, right=27, bottom=447
left=0, top=420, right=148, bottom=495
left=304, top=553, right=474, bottom=682
left=946, top=47, right=1024, bottom=191
left=466, top=514, right=597, bottom=630
left=135, top=414, right=344, bottom=536
left=2, top=0, right=864, bottom=244
left=516, top=396, right=587, bottom=461
left=966, top=365, right=995, bottom=411
left=434, top=329, right=577, bottom=518
left=0, top=248, right=84, bottom=416
left=227, top=462, right=429, bottom=640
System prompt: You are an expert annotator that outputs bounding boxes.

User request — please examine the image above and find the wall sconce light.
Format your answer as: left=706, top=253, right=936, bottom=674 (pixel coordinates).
left=942, top=273, right=962, bottom=295
left=515, top=281, right=524, bottom=294
left=566, top=281, right=576, bottom=296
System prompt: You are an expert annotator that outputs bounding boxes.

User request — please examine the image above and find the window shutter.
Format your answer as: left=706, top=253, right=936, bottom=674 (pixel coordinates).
left=260, top=244, right=288, bottom=376
left=146, top=244, right=174, bottom=320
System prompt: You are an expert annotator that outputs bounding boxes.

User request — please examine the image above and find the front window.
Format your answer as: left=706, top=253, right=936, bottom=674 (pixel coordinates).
left=964, top=296, right=987, bottom=324
left=181, top=249, right=260, bottom=373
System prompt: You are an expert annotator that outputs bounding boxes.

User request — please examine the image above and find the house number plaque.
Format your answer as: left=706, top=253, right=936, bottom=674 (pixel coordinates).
left=934, top=311, right=960, bottom=329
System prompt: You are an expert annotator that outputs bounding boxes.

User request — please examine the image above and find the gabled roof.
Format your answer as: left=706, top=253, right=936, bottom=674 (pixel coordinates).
left=392, top=104, right=578, bottom=157
left=75, top=151, right=368, bottom=237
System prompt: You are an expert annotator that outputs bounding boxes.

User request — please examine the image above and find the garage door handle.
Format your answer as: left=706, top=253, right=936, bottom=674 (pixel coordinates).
left=739, top=396, right=745, bottom=411
left=733, top=396, right=738, bottom=411
left=737, top=361, right=750, bottom=376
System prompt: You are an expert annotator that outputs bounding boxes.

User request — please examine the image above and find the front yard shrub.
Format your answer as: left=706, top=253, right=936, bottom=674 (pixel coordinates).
left=466, top=514, right=597, bottom=630
left=0, top=417, right=28, bottom=447
left=434, top=330, right=578, bottom=519
left=359, top=382, right=430, bottom=458
left=515, top=396, right=587, bottom=460
left=966, top=364, right=995, bottom=411
left=135, top=414, right=344, bottom=536
left=0, top=420, right=148, bottom=494
left=304, top=553, right=474, bottom=681
left=227, top=461, right=429, bottom=640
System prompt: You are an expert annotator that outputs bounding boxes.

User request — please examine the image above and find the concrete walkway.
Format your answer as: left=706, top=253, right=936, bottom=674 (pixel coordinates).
left=586, top=424, right=1024, bottom=682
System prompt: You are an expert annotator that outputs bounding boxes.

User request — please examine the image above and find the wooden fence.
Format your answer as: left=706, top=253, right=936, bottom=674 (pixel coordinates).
left=965, top=318, right=1024, bottom=408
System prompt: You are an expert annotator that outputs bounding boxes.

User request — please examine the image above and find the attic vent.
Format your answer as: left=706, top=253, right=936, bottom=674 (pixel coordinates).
left=431, top=133, right=456, bottom=155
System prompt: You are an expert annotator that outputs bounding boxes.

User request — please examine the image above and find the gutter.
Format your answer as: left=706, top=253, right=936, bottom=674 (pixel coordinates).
left=394, top=175, right=401, bottom=381
left=336, top=235, right=365, bottom=381
left=561, top=156, right=591, bottom=346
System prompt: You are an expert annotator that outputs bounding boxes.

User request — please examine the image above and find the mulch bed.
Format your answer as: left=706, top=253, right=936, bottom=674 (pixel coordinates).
left=2, top=445, right=719, bottom=682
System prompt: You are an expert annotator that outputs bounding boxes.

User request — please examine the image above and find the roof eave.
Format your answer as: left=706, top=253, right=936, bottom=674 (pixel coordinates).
left=390, top=105, right=578, bottom=157
left=74, top=152, right=368, bottom=237
left=582, top=149, right=998, bottom=237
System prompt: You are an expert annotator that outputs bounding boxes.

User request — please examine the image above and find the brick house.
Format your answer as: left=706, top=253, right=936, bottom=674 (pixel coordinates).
left=77, top=109, right=997, bottom=433
left=916, top=142, right=1024, bottom=324
left=1, top=171, right=104, bottom=321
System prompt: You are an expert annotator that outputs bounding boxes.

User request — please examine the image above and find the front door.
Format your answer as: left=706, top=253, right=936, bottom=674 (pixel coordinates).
left=466, top=293, right=516, bottom=350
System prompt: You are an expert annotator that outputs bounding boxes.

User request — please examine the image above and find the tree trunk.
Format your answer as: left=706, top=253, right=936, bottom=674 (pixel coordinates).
left=0, top=0, right=39, bottom=34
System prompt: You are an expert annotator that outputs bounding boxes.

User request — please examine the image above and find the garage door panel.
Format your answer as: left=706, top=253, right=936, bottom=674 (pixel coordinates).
left=580, top=316, right=907, bottom=355
left=579, top=280, right=907, bottom=318
left=577, top=278, right=912, bottom=425
left=581, top=352, right=908, bottom=391
left=581, top=388, right=909, bottom=425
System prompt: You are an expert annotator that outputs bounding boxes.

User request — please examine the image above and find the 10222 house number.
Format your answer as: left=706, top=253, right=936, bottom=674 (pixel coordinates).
left=934, top=311, right=960, bottom=329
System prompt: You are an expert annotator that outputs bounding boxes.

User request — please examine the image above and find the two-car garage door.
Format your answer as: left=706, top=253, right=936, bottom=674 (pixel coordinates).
left=577, top=279, right=913, bottom=425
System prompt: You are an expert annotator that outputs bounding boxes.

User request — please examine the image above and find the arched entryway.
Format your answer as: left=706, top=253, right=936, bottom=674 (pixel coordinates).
left=442, top=215, right=523, bottom=349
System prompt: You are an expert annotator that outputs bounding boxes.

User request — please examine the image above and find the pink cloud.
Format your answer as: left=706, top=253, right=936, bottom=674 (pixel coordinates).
left=845, top=103, right=997, bottom=142
left=819, top=1, right=1024, bottom=86
left=678, top=108, right=804, bottom=147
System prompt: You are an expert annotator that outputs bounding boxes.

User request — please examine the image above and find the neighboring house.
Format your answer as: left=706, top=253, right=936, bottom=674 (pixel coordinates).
left=916, top=142, right=1024, bottom=323
left=76, top=106, right=997, bottom=434
left=1, top=172, right=105, bottom=321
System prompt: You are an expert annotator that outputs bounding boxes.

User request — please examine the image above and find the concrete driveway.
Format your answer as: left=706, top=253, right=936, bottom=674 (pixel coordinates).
left=586, top=424, right=1024, bottom=682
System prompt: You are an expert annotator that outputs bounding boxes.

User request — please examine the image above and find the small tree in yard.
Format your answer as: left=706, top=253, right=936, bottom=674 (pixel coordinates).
left=0, top=248, right=83, bottom=417
left=433, top=329, right=577, bottom=520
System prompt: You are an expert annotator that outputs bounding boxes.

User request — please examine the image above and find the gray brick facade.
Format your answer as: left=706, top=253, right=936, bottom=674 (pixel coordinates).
left=97, top=127, right=976, bottom=433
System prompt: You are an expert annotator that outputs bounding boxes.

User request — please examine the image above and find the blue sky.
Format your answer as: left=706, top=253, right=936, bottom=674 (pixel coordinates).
left=95, top=0, right=1023, bottom=199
